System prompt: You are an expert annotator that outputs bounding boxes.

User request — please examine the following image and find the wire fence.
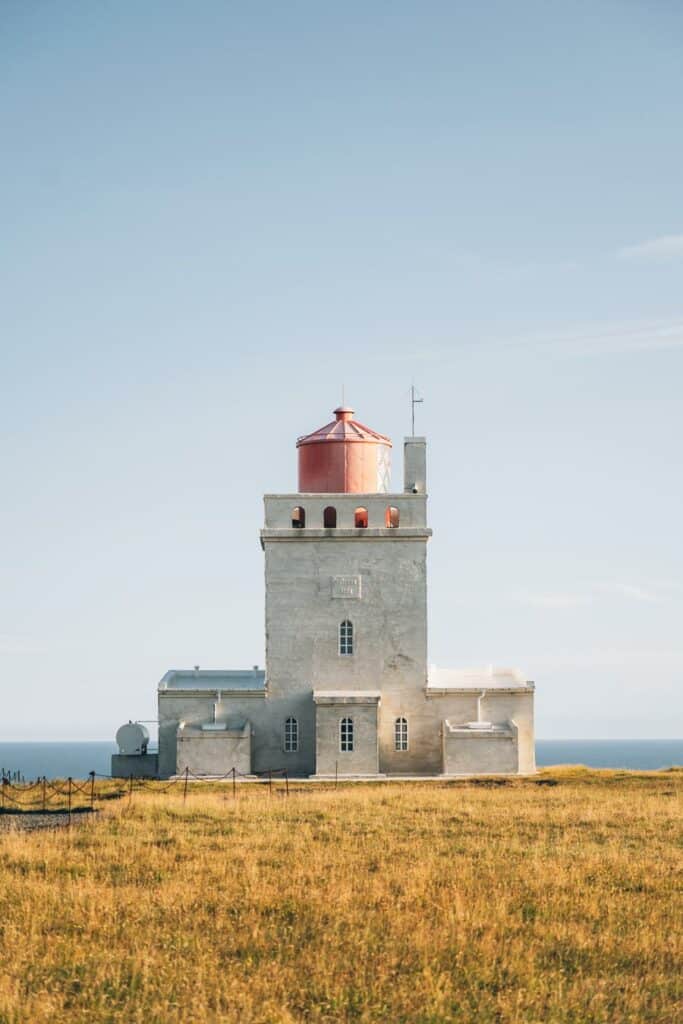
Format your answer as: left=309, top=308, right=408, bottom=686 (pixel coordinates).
left=1, top=766, right=290, bottom=822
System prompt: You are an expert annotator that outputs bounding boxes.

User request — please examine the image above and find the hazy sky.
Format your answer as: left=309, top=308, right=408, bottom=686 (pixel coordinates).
left=2, top=2, right=682, bottom=740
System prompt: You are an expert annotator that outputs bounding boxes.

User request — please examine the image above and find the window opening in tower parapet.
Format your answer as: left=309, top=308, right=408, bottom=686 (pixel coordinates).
left=323, top=506, right=337, bottom=528
left=354, top=507, right=368, bottom=528
left=291, top=506, right=305, bottom=528
left=395, top=716, right=408, bottom=751
left=385, top=506, right=400, bottom=528
left=340, top=717, right=354, bottom=752
left=339, top=619, right=353, bottom=656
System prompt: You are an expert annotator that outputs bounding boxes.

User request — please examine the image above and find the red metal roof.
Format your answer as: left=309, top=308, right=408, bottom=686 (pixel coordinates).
left=297, top=407, right=392, bottom=447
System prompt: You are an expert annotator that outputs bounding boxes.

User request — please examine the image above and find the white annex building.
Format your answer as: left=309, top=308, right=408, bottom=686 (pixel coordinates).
left=113, top=405, right=535, bottom=779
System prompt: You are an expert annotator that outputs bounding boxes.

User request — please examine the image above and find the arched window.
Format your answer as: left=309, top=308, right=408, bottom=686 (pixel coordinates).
left=354, top=507, right=368, bottom=528
left=291, top=506, right=305, bottom=528
left=284, top=717, right=298, bottom=752
left=395, top=716, right=408, bottom=751
left=323, top=506, right=337, bottom=528
left=340, top=717, right=354, bottom=752
left=385, top=506, right=400, bottom=528
left=339, top=619, right=353, bottom=656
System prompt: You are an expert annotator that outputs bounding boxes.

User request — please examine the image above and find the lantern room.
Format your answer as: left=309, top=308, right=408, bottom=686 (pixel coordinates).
left=296, top=407, right=392, bottom=494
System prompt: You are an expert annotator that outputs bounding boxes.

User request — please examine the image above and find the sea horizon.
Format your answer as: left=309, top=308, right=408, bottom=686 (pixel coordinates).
left=0, top=738, right=681, bottom=780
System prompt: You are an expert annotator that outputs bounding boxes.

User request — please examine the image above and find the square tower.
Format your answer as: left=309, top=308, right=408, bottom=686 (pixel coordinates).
left=260, top=407, right=434, bottom=775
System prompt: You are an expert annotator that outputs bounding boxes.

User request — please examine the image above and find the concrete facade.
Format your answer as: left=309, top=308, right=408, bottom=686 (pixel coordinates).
left=313, top=692, right=381, bottom=777
left=176, top=720, right=252, bottom=776
left=111, top=753, right=159, bottom=778
left=442, top=721, right=519, bottom=775
left=113, top=414, right=536, bottom=779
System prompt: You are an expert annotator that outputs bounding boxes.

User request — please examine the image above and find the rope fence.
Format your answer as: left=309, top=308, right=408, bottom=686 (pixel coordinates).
left=1, top=765, right=290, bottom=821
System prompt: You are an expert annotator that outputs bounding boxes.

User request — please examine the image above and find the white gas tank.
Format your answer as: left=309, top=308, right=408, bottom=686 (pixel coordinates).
left=116, top=722, right=149, bottom=755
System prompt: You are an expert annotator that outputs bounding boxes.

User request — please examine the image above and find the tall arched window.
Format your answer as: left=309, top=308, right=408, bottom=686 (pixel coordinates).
left=284, top=716, right=298, bottom=752
left=385, top=506, right=400, bottom=528
left=340, top=717, right=354, bottom=752
left=323, top=506, right=337, bottom=528
left=354, top=507, right=368, bottom=528
left=339, top=619, right=353, bottom=656
left=291, top=506, right=305, bottom=528
left=395, top=716, right=408, bottom=751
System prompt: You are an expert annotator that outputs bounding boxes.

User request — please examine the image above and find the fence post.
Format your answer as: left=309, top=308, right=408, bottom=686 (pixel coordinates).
left=42, top=776, right=47, bottom=812
left=183, top=766, right=189, bottom=803
left=89, top=771, right=95, bottom=812
left=1, top=776, right=5, bottom=811
left=335, top=760, right=338, bottom=787
left=232, top=767, right=236, bottom=800
left=67, top=777, right=72, bottom=824
left=284, top=771, right=289, bottom=798
left=268, top=769, right=272, bottom=796
left=128, top=773, right=134, bottom=806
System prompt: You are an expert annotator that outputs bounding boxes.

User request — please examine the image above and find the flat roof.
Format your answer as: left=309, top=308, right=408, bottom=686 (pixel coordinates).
left=159, top=669, right=266, bottom=692
left=427, top=666, right=533, bottom=690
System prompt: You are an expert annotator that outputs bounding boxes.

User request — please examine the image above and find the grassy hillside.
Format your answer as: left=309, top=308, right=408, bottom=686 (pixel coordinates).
left=0, top=770, right=681, bottom=1023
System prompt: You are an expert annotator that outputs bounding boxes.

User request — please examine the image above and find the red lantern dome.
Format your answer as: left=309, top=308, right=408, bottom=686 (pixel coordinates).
left=296, top=407, right=392, bottom=493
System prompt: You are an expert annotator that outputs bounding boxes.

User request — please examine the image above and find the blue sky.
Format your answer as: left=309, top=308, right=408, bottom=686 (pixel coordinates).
left=1, top=1, right=682, bottom=739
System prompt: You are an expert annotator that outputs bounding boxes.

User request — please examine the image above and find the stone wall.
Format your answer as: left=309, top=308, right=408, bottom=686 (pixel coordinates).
left=176, top=725, right=251, bottom=776
left=158, top=692, right=315, bottom=778
left=262, top=527, right=440, bottom=774
left=442, top=723, right=519, bottom=775
left=314, top=699, right=379, bottom=776
left=427, top=689, right=535, bottom=775
left=111, top=753, right=159, bottom=778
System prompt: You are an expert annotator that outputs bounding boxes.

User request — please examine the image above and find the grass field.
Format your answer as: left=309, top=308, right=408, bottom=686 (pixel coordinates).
left=0, top=769, right=681, bottom=1023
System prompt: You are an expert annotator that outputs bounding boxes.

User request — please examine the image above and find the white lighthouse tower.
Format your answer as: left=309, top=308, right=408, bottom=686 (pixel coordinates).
left=261, top=407, right=435, bottom=776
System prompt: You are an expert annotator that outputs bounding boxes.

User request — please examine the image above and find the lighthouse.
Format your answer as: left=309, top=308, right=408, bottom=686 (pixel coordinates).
left=114, top=402, right=535, bottom=780
left=262, top=406, right=434, bottom=776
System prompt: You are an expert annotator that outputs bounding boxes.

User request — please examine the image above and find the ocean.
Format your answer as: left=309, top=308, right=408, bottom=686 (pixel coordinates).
left=0, top=739, right=681, bottom=780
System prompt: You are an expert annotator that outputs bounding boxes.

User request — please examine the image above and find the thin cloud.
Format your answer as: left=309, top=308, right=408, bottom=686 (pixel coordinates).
left=603, top=582, right=659, bottom=604
left=617, top=234, right=683, bottom=264
left=511, top=590, right=593, bottom=610
left=511, top=579, right=679, bottom=610
left=370, top=317, right=683, bottom=364
left=0, top=633, right=38, bottom=654
left=518, top=318, right=683, bottom=356
left=522, top=649, right=683, bottom=672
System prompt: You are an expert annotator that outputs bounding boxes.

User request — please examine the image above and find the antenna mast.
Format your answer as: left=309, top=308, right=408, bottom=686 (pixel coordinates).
left=410, top=384, right=423, bottom=436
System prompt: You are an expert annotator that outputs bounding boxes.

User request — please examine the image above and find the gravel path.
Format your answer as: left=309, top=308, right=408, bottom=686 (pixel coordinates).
left=0, top=809, right=97, bottom=833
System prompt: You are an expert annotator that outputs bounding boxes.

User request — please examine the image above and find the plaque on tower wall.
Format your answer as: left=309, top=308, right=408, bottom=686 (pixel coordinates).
left=331, top=575, right=362, bottom=599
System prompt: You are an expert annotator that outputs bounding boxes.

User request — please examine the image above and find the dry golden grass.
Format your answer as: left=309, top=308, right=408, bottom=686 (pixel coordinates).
left=0, top=769, right=681, bottom=1023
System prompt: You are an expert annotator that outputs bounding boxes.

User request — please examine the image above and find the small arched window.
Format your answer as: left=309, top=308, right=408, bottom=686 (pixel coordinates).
left=291, top=506, right=305, bottom=528
left=385, top=506, right=400, bottom=528
left=339, top=619, right=353, bottom=656
left=323, top=506, right=337, bottom=528
left=354, top=507, right=368, bottom=529
left=340, top=717, right=354, bottom=752
left=395, top=716, right=408, bottom=751
left=284, top=717, right=298, bottom=752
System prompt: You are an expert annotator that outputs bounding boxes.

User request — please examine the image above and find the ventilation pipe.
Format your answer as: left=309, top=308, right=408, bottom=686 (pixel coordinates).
left=466, top=689, right=493, bottom=730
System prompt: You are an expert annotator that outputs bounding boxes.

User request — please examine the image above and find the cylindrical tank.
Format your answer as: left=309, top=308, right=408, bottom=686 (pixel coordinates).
left=297, top=407, right=392, bottom=493
left=116, top=722, right=150, bottom=756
